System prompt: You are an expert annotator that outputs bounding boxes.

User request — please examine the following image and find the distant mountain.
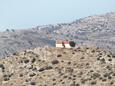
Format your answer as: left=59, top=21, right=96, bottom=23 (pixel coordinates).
left=47, top=12, right=115, bottom=51
left=0, top=12, right=115, bottom=58
left=0, top=30, right=55, bottom=58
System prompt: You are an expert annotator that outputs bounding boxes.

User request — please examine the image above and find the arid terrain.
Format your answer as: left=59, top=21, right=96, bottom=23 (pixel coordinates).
left=0, top=12, right=115, bottom=86
left=0, top=46, right=115, bottom=86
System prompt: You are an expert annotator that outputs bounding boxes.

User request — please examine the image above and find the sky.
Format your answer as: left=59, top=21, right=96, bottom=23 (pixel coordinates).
left=0, top=0, right=115, bottom=31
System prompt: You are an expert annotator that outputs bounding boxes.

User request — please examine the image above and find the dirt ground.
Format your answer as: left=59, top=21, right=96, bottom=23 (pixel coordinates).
left=0, top=46, right=115, bottom=86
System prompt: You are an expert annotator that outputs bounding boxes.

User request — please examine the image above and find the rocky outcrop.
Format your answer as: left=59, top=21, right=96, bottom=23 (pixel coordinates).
left=0, top=46, right=115, bottom=86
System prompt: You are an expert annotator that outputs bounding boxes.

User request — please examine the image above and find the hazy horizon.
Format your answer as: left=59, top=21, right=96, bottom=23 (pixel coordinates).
left=0, top=0, right=115, bottom=31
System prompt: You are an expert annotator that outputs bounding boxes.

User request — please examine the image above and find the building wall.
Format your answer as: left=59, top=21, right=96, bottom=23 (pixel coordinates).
left=56, top=44, right=64, bottom=48
left=56, top=40, right=75, bottom=48
left=56, top=43, right=72, bottom=48
left=65, top=44, right=72, bottom=48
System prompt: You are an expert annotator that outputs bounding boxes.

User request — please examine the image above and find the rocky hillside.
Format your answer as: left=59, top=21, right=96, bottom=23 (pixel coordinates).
left=0, top=46, right=115, bottom=86
left=0, top=30, right=55, bottom=58
left=0, top=12, right=115, bottom=58
left=51, top=12, right=115, bottom=51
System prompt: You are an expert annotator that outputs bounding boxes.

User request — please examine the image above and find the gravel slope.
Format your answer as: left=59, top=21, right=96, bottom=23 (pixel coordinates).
left=0, top=46, right=115, bottom=86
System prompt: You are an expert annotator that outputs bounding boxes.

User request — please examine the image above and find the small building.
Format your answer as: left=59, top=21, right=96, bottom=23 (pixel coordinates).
left=56, top=40, right=64, bottom=48
left=56, top=40, right=76, bottom=48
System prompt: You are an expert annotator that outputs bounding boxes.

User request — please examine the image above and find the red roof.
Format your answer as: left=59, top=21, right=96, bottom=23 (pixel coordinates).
left=56, top=40, right=69, bottom=44
left=63, top=41, right=69, bottom=44
left=56, top=40, right=62, bottom=44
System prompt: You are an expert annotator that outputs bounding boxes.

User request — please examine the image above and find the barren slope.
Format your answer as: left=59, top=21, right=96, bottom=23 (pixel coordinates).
left=0, top=46, right=115, bottom=86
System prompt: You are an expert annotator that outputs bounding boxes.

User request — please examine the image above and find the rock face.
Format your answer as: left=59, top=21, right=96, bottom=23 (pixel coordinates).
left=0, top=12, right=115, bottom=58
left=0, top=46, right=115, bottom=86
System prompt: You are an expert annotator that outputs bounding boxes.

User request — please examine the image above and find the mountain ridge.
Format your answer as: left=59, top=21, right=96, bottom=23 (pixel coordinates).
left=0, top=12, right=115, bottom=58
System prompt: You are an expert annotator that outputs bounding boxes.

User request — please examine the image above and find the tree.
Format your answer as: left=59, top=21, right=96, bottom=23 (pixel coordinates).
left=11, top=29, right=15, bottom=32
left=6, top=29, right=10, bottom=32
left=69, top=41, right=76, bottom=47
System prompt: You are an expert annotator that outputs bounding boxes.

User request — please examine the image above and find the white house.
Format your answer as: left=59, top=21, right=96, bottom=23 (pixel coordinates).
left=56, top=40, right=76, bottom=48
left=56, top=40, right=64, bottom=48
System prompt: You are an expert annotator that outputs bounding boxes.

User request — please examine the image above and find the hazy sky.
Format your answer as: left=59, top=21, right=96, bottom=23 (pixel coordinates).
left=0, top=0, right=115, bottom=30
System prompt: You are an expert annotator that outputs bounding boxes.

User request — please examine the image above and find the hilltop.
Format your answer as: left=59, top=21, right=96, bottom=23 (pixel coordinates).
left=0, top=12, right=115, bottom=58
left=0, top=46, right=115, bottom=86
